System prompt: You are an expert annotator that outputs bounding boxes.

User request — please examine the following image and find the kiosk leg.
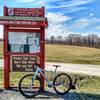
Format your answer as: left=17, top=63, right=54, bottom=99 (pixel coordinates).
left=4, top=56, right=10, bottom=89
left=40, top=74, right=45, bottom=92
left=40, top=60, right=45, bottom=91
left=40, top=27, right=45, bottom=91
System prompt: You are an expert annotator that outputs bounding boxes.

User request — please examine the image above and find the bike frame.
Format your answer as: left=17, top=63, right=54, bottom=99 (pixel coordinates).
left=32, top=66, right=53, bottom=86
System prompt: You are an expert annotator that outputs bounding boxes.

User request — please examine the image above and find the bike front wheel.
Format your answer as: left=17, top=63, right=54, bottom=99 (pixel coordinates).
left=19, top=74, right=42, bottom=98
left=53, top=73, right=72, bottom=95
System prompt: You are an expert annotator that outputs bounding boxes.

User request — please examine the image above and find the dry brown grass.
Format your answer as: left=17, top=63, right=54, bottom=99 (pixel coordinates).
left=45, top=44, right=100, bottom=64
left=0, top=41, right=3, bottom=59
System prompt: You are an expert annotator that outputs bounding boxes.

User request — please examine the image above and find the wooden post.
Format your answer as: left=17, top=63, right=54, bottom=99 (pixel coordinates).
left=4, top=6, right=10, bottom=89
left=40, top=27, right=45, bottom=91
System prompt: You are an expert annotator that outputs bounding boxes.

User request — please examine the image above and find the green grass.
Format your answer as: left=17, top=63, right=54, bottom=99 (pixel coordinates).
left=45, top=72, right=100, bottom=94
left=0, top=41, right=3, bottom=59
left=0, top=68, right=3, bottom=87
left=70, top=74, right=100, bottom=94
left=46, top=45, right=100, bottom=64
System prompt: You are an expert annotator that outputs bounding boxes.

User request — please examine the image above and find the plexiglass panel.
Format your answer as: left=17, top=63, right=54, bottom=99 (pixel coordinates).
left=8, top=32, right=40, bottom=53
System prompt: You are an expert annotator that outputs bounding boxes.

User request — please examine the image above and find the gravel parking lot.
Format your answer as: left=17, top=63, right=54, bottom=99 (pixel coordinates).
left=0, top=89, right=73, bottom=100
left=0, top=89, right=100, bottom=100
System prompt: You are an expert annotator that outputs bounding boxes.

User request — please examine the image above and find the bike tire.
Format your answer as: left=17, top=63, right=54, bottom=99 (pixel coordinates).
left=19, top=74, right=42, bottom=98
left=53, top=73, right=72, bottom=95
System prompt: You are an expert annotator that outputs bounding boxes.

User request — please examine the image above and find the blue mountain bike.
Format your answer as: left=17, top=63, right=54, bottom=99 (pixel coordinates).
left=18, top=63, right=72, bottom=98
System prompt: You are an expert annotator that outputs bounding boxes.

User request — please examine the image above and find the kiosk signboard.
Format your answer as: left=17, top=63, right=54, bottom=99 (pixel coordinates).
left=8, top=32, right=40, bottom=71
left=11, top=55, right=38, bottom=72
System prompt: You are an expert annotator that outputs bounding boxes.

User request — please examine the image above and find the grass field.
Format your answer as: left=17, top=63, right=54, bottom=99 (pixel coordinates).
left=46, top=45, right=100, bottom=64
left=0, top=42, right=100, bottom=64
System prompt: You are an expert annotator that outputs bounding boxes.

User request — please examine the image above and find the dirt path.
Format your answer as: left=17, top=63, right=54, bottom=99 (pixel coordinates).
left=45, top=62, right=100, bottom=77
left=0, top=60, right=100, bottom=76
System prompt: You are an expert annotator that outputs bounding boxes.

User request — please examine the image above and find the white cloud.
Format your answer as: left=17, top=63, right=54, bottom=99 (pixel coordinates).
left=46, top=0, right=95, bottom=13
left=71, top=19, right=91, bottom=29
left=46, top=24, right=68, bottom=38
left=47, top=0, right=95, bottom=9
left=46, top=12, right=71, bottom=38
left=16, top=0, right=60, bottom=5
left=16, top=0, right=95, bottom=13
left=67, top=0, right=95, bottom=8
left=46, top=12, right=72, bottom=24
left=89, top=13, right=94, bottom=17
left=96, top=26, right=100, bottom=30
left=65, top=6, right=87, bottom=13
left=17, top=0, right=36, bottom=3
left=67, top=17, right=100, bottom=30
left=45, top=12, right=100, bottom=38
left=17, top=0, right=61, bottom=3
left=0, top=25, right=3, bottom=38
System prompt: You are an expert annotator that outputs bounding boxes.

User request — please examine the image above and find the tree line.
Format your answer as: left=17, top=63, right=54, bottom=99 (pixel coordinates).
left=0, top=34, right=100, bottom=48
left=45, top=34, right=100, bottom=48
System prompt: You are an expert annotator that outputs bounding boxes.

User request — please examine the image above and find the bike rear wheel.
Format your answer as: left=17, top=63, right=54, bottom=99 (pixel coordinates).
left=53, top=73, right=72, bottom=95
left=19, top=74, right=41, bottom=98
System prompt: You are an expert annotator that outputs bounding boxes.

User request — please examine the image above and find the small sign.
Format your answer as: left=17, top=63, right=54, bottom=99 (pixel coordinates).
left=11, top=55, right=39, bottom=72
left=8, top=8, right=43, bottom=17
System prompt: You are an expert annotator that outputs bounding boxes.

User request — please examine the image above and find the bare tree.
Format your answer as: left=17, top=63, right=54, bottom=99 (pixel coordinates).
left=50, top=36, right=55, bottom=44
left=56, top=36, right=62, bottom=45
left=45, top=33, right=100, bottom=48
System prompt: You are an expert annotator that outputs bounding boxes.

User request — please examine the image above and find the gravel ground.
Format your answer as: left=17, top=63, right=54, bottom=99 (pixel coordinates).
left=0, top=90, right=100, bottom=100
left=45, top=62, right=100, bottom=76
left=0, top=90, right=68, bottom=100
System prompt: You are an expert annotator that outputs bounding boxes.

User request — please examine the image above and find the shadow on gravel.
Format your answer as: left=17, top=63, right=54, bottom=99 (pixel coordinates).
left=63, top=92, right=100, bottom=100
left=1, top=88, right=100, bottom=100
left=36, top=91, right=100, bottom=100
left=0, top=89, right=4, bottom=93
left=36, top=91, right=61, bottom=99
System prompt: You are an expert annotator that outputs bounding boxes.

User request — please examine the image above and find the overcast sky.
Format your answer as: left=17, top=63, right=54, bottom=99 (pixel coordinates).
left=0, top=0, right=100, bottom=38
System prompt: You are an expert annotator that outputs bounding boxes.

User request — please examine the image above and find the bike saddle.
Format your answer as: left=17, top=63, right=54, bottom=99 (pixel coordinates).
left=53, top=65, right=61, bottom=68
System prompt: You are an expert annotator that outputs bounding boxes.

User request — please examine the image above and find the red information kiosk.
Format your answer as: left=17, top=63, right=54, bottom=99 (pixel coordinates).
left=0, top=6, right=48, bottom=90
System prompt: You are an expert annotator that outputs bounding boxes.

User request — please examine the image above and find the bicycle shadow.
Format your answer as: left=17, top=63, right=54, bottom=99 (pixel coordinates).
left=35, top=91, right=100, bottom=100
left=35, top=90, right=62, bottom=99
left=5, top=87, right=100, bottom=100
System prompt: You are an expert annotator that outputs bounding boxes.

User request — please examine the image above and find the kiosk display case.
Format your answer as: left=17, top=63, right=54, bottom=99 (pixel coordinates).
left=0, top=6, right=48, bottom=90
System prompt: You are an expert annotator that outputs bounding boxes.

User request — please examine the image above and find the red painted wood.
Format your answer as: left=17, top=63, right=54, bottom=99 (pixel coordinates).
left=40, top=27, right=45, bottom=91
left=4, top=6, right=10, bottom=89
left=3, top=6, right=48, bottom=90
left=0, top=20, right=47, bottom=27
left=8, top=7, right=43, bottom=17
left=7, top=29, right=41, bottom=32
left=39, top=7, right=45, bottom=91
